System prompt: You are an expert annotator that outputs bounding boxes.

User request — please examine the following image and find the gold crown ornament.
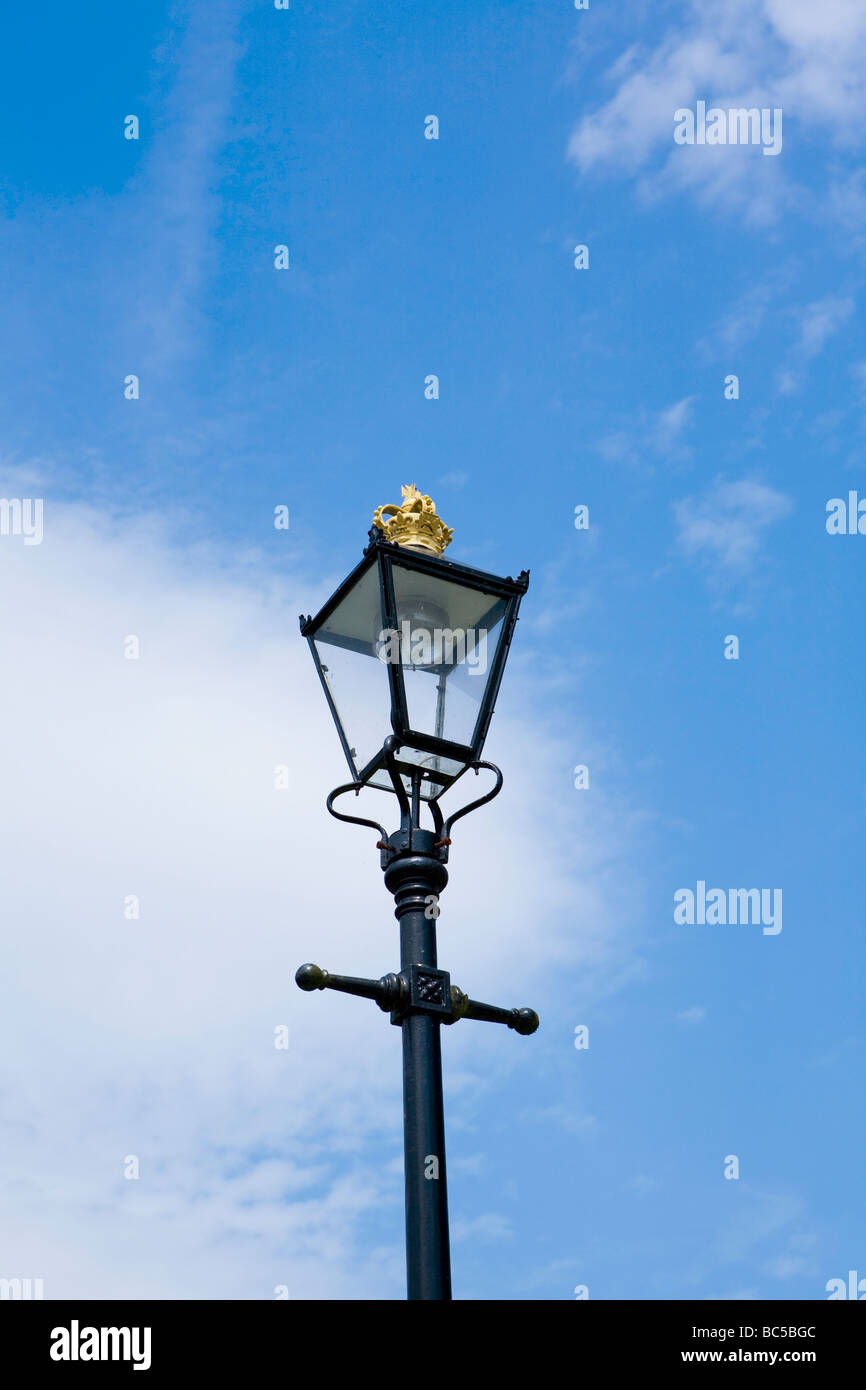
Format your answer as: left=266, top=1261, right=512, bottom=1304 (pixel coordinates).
left=372, top=484, right=454, bottom=556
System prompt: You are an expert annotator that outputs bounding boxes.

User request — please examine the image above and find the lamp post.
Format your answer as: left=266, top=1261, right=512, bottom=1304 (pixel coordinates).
left=296, top=484, right=538, bottom=1301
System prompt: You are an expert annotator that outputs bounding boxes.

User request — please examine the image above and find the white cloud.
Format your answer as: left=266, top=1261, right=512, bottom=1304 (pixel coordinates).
left=567, top=0, right=866, bottom=222
left=568, top=33, right=752, bottom=178
left=0, top=483, right=635, bottom=1298
left=765, top=0, right=864, bottom=47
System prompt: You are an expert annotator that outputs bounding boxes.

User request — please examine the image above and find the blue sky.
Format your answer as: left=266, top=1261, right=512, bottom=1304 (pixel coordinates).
left=0, top=0, right=864, bottom=1300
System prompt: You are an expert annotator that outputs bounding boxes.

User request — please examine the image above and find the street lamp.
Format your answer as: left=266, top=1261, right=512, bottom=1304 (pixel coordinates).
left=296, top=484, right=538, bottom=1301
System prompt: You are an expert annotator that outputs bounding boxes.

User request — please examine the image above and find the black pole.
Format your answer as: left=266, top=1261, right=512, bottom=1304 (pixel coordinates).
left=384, top=827, right=451, bottom=1300
left=297, top=759, right=538, bottom=1301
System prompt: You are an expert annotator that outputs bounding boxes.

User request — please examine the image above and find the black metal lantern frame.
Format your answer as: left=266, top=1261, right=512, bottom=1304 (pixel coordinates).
left=299, top=530, right=529, bottom=806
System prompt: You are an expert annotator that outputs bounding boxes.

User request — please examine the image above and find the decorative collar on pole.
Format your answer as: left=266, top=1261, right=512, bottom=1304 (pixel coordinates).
left=372, top=483, right=454, bottom=555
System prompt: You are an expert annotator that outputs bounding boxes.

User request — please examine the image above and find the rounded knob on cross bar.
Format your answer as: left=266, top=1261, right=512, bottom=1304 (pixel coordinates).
left=510, top=1008, right=540, bottom=1036
left=296, top=963, right=328, bottom=991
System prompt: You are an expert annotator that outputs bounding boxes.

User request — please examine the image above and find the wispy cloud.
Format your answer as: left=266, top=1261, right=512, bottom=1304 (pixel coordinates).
left=598, top=396, right=695, bottom=469
left=697, top=275, right=793, bottom=361
left=775, top=295, right=855, bottom=393
left=452, top=1213, right=513, bottom=1243
left=715, top=1187, right=807, bottom=1266
left=125, top=3, right=245, bottom=371
left=655, top=397, right=695, bottom=454
left=673, top=476, right=793, bottom=577
left=437, top=471, right=470, bottom=490
left=677, top=1006, right=707, bottom=1024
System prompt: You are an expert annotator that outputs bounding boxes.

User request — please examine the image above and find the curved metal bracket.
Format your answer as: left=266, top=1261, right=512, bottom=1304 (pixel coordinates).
left=436, top=761, right=504, bottom=847
left=428, top=797, right=445, bottom=840
left=327, top=754, right=502, bottom=850
left=326, top=782, right=389, bottom=843
left=382, top=735, right=411, bottom=821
